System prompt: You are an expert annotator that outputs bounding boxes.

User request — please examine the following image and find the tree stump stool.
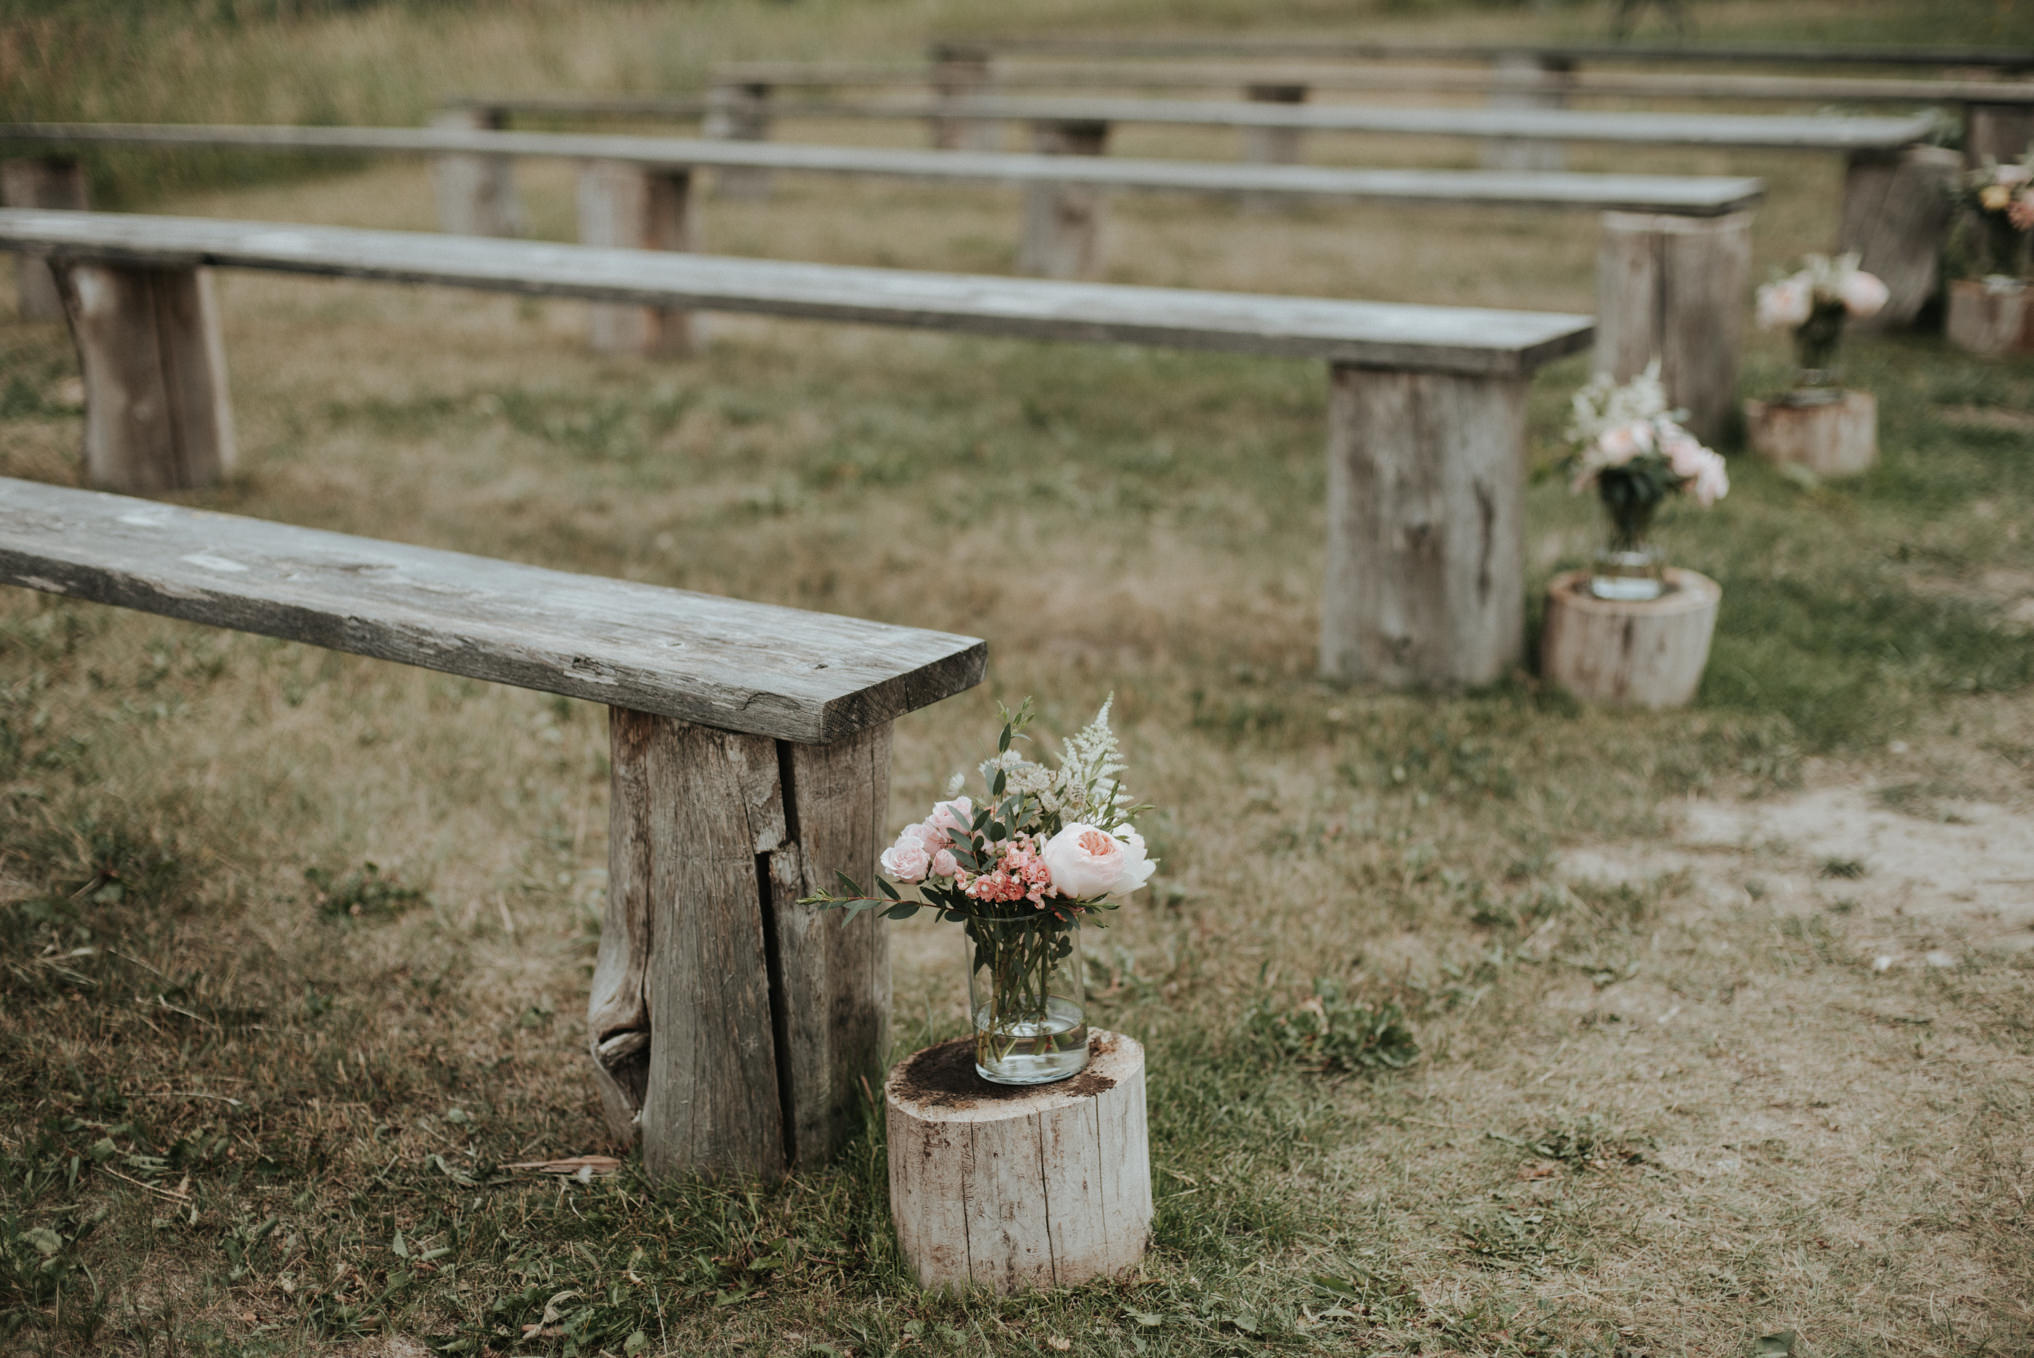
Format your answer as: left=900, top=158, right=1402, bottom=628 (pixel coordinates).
left=1540, top=568, right=1720, bottom=709
left=1946, top=279, right=2034, bottom=358
left=886, top=1030, right=1152, bottom=1293
left=1744, top=390, right=1876, bottom=478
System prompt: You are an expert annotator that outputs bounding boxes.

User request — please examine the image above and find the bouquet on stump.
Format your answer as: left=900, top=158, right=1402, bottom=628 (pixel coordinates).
left=805, top=699, right=1155, bottom=1086
left=1754, top=252, right=1889, bottom=395
left=1565, top=362, right=1727, bottom=602
left=1947, top=154, right=2034, bottom=357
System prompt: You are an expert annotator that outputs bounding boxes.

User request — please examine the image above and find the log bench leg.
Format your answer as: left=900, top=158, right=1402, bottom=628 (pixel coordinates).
left=53, top=260, right=236, bottom=493
left=1320, top=363, right=1527, bottom=688
left=1, top=157, right=88, bottom=320
left=932, top=54, right=998, bottom=151
left=577, top=161, right=700, bottom=356
left=1241, top=83, right=1308, bottom=166
left=1838, top=146, right=1960, bottom=329
left=430, top=107, right=520, bottom=238
left=1482, top=55, right=1571, bottom=173
left=705, top=81, right=774, bottom=200
left=1594, top=209, right=1752, bottom=445
left=1965, top=103, right=2034, bottom=168
left=590, top=709, right=892, bottom=1180
left=1019, top=119, right=1111, bottom=280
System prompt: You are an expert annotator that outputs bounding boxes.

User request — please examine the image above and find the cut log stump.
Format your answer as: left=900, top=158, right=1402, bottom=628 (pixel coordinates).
left=1540, top=568, right=1720, bottom=710
left=1745, top=390, right=1877, bottom=478
left=1945, top=278, right=2034, bottom=357
left=1, top=156, right=88, bottom=319
left=887, top=1030, right=1152, bottom=1293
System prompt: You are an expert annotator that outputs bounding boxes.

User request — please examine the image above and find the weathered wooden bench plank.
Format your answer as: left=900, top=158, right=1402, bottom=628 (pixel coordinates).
left=0, top=474, right=983, bottom=745
left=0, top=208, right=1590, bottom=690
left=929, top=37, right=2034, bottom=71
left=0, top=475, right=986, bottom=1180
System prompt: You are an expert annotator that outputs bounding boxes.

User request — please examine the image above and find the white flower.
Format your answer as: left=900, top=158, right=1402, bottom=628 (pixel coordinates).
left=1594, top=420, right=1654, bottom=467
left=1661, top=426, right=1711, bottom=480
left=1689, top=449, right=1729, bottom=507
left=880, top=826, right=933, bottom=883
left=1756, top=275, right=1814, bottom=331
left=1039, top=823, right=1156, bottom=900
left=1838, top=269, right=1889, bottom=318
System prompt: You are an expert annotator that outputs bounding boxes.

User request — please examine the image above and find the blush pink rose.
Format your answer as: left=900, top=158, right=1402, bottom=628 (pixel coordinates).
left=1756, top=276, right=1814, bottom=331
left=926, top=797, right=973, bottom=840
left=1689, top=449, right=1730, bottom=508
left=1661, top=427, right=1711, bottom=480
left=1595, top=420, right=1653, bottom=467
left=1040, top=823, right=1155, bottom=900
left=930, top=848, right=959, bottom=879
left=1839, top=269, right=1890, bottom=318
left=880, top=826, right=932, bottom=883
left=2011, top=190, right=2034, bottom=232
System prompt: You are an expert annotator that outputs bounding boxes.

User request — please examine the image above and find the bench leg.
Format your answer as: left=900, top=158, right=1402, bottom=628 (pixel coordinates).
left=1839, top=146, right=1960, bottom=330
left=1965, top=103, right=2034, bottom=168
left=705, top=82, right=774, bottom=200
left=591, top=709, right=892, bottom=1179
left=1481, top=54, right=1571, bottom=173
left=577, top=161, right=700, bottom=356
left=932, top=55, right=998, bottom=150
left=429, top=107, right=520, bottom=238
left=53, top=261, right=236, bottom=493
left=1019, top=119, right=1110, bottom=280
left=1, top=157, right=88, bottom=320
left=1241, top=83, right=1308, bottom=166
left=1595, top=209, right=1751, bottom=445
left=1320, top=363, right=1527, bottom=688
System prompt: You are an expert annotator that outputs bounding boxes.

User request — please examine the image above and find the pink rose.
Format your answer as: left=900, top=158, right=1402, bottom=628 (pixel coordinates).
left=1595, top=420, right=1653, bottom=467
left=880, top=826, right=932, bottom=883
left=1998, top=163, right=2033, bottom=187
left=1661, top=427, right=1711, bottom=480
left=1039, top=823, right=1155, bottom=900
left=1756, top=276, right=1813, bottom=331
left=1689, top=449, right=1729, bottom=508
left=926, top=797, right=973, bottom=839
left=1839, top=269, right=1889, bottom=318
left=930, top=848, right=959, bottom=879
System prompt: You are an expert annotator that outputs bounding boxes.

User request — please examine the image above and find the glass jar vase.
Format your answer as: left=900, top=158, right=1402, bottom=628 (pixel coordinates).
left=1589, top=540, right=1665, bottom=601
left=966, top=917, right=1087, bottom=1085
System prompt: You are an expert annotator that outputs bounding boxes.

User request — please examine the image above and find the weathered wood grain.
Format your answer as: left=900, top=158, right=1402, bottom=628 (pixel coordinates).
left=53, top=262, right=235, bottom=493
left=428, top=107, right=519, bottom=238
left=886, top=1031, right=1152, bottom=1292
left=0, top=477, right=987, bottom=744
left=1945, top=278, right=2034, bottom=357
left=1319, top=364, right=1528, bottom=688
left=1540, top=569, right=1720, bottom=709
left=1837, top=146, right=1960, bottom=327
left=0, top=124, right=1765, bottom=216
left=576, top=160, right=698, bottom=355
left=929, top=36, right=2034, bottom=70
left=1966, top=103, right=2034, bottom=164
left=0, top=209, right=1593, bottom=375
left=0, top=156, right=86, bottom=319
left=1746, top=390, right=1877, bottom=478
left=1019, top=119, right=1109, bottom=279
left=1594, top=209, right=1752, bottom=443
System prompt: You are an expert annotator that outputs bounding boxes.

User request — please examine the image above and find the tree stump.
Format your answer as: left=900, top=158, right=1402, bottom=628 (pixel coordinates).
left=1745, top=390, right=1877, bottom=478
left=704, top=81, right=774, bottom=200
left=1, top=156, right=89, bottom=320
left=1540, top=568, right=1720, bottom=710
left=1594, top=209, right=1752, bottom=445
left=887, top=1030, right=1152, bottom=1293
left=1838, top=146, right=1959, bottom=329
left=429, top=107, right=520, bottom=238
left=1945, top=278, right=2034, bottom=357
left=576, top=161, right=700, bottom=356
left=1018, top=120, right=1111, bottom=280
left=1481, top=54, right=1571, bottom=173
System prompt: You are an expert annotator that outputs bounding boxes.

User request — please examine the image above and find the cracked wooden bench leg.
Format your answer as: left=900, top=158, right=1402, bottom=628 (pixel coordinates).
left=1595, top=209, right=1752, bottom=445
left=1320, top=362, right=1527, bottom=689
left=2, top=156, right=88, bottom=320
left=1019, top=119, right=1111, bottom=280
left=1839, top=145, right=1960, bottom=330
left=577, top=161, right=700, bottom=356
left=430, top=106, right=520, bottom=238
left=591, top=708, right=890, bottom=1179
left=53, top=260, right=235, bottom=493
left=1482, top=55, right=1572, bottom=173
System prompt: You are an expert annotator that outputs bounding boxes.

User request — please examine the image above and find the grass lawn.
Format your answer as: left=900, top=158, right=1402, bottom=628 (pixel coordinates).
left=3, top=1, right=2034, bottom=1354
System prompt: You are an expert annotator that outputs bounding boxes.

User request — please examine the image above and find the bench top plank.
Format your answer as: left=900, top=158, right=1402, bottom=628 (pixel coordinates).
left=0, top=123, right=1762, bottom=214
left=0, top=478, right=985, bottom=744
left=932, top=37, right=2034, bottom=71
left=0, top=209, right=1594, bottom=375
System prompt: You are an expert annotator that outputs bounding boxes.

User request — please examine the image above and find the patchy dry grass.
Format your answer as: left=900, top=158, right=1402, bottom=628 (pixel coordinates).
left=5, top=0, right=2034, bottom=1354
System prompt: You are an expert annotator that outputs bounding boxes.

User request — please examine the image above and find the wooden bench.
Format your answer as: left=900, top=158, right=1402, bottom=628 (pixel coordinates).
left=0, top=207, right=1592, bottom=690
left=0, top=121, right=1755, bottom=434
left=0, top=474, right=986, bottom=1179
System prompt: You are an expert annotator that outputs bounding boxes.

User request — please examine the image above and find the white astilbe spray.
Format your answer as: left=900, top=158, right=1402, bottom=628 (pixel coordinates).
left=1566, top=359, right=1681, bottom=448
left=1052, top=696, right=1130, bottom=827
left=978, top=750, right=1053, bottom=797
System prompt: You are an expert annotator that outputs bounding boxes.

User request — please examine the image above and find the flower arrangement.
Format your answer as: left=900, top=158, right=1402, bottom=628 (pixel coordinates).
left=1565, top=363, right=1727, bottom=601
left=1753, top=253, right=1889, bottom=386
left=805, top=698, right=1155, bottom=1085
left=1959, top=154, right=2034, bottom=282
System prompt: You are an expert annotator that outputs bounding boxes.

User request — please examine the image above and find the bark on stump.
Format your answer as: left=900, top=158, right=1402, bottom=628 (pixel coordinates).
left=1540, top=568, right=1720, bottom=709
left=430, top=107, right=520, bottom=238
left=1482, top=54, right=1571, bottom=173
left=2, top=157, right=88, bottom=320
left=53, top=260, right=236, bottom=493
left=1019, top=120, right=1111, bottom=280
left=1965, top=104, right=2034, bottom=167
left=1945, top=277, right=2034, bottom=357
left=886, top=1031, right=1152, bottom=1293
left=590, top=710, right=892, bottom=1180
left=1838, top=146, right=1960, bottom=329
left=704, top=82, right=774, bottom=200
left=576, top=160, right=700, bottom=356
left=1745, top=390, right=1877, bottom=478
left=1320, top=363, right=1528, bottom=689
left=1594, top=209, right=1752, bottom=445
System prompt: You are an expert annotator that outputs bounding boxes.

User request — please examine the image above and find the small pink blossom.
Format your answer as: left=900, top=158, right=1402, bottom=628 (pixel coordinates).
left=1594, top=420, right=1654, bottom=468
left=925, top=797, right=973, bottom=840
left=2011, top=190, right=2034, bottom=232
left=930, top=848, right=959, bottom=878
left=1689, top=449, right=1730, bottom=507
left=1661, top=427, right=1710, bottom=480
left=1839, top=269, right=1890, bottom=318
left=965, top=834, right=1060, bottom=906
left=1756, top=276, right=1814, bottom=331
